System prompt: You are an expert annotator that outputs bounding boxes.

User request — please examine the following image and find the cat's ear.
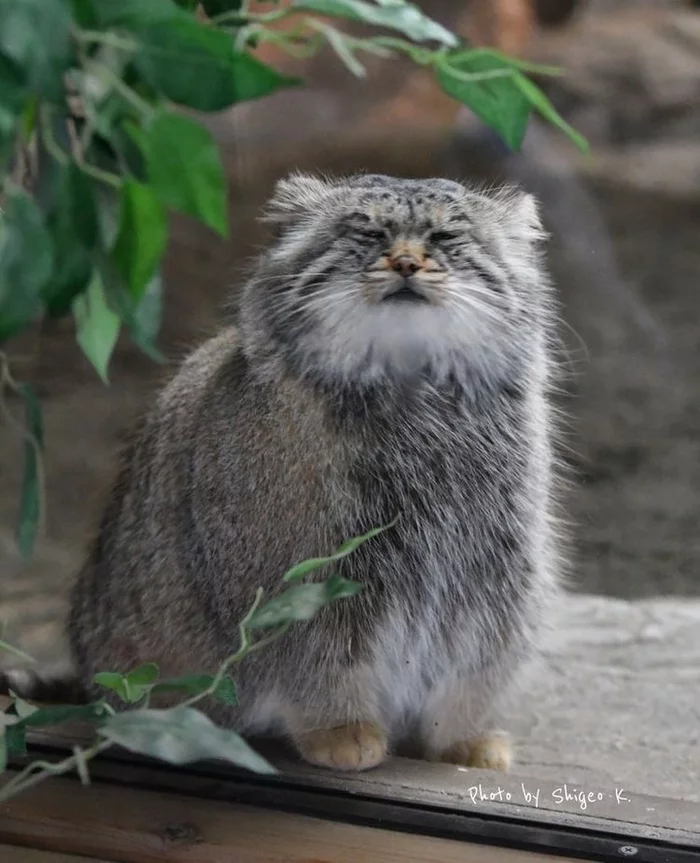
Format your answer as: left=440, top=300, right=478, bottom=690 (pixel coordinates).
left=467, top=185, right=547, bottom=245
left=498, top=189, right=547, bottom=245
left=263, top=172, right=336, bottom=222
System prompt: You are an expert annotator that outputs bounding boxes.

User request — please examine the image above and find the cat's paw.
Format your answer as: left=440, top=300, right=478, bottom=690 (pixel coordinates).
left=438, top=732, right=512, bottom=772
left=294, top=721, right=388, bottom=771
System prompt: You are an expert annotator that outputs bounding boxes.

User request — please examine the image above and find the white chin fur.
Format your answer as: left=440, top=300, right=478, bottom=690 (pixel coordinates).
left=299, top=294, right=511, bottom=385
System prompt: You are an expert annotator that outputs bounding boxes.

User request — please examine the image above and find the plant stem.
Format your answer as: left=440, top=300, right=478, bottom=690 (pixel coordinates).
left=75, top=30, right=138, bottom=53
left=76, top=161, right=122, bottom=189
left=253, top=26, right=324, bottom=59
left=0, top=355, right=46, bottom=540
left=85, top=60, right=154, bottom=118
left=214, top=6, right=289, bottom=25
left=180, top=589, right=291, bottom=709
left=38, top=108, right=69, bottom=166
left=0, top=740, right=113, bottom=803
left=435, top=61, right=517, bottom=84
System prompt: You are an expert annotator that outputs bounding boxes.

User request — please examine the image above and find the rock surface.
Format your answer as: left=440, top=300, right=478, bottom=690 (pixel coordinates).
left=513, top=594, right=700, bottom=802
left=531, top=8, right=700, bottom=147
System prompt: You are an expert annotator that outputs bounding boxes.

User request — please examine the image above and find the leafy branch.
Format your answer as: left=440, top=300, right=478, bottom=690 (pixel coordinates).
left=0, top=525, right=386, bottom=801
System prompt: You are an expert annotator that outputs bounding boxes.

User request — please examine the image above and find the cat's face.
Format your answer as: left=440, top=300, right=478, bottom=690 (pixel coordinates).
left=245, top=173, right=549, bottom=386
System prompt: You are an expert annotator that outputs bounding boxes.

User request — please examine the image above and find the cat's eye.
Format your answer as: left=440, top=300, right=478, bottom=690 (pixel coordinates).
left=429, top=230, right=461, bottom=244
left=358, top=228, right=386, bottom=242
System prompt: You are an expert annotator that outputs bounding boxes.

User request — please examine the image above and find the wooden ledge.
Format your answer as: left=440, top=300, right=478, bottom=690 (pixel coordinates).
left=1, top=721, right=698, bottom=863
left=0, top=772, right=588, bottom=863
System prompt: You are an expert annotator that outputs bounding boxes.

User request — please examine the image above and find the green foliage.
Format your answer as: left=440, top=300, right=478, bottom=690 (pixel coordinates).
left=0, top=0, right=585, bottom=555
left=0, top=192, right=53, bottom=342
left=436, top=48, right=588, bottom=153
left=72, top=272, right=121, bottom=384
left=291, top=0, right=458, bottom=47
left=282, top=522, right=395, bottom=583
left=100, top=706, right=276, bottom=772
left=151, top=672, right=238, bottom=704
left=14, top=382, right=44, bottom=556
left=93, top=663, right=160, bottom=704
left=0, top=528, right=386, bottom=801
left=112, top=181, right=167, bottom=300
left=248, top=575, right=363, bottom=628
left=94, top=663, right=239, bottom=706
left=142, top=111, right=228, bottom=235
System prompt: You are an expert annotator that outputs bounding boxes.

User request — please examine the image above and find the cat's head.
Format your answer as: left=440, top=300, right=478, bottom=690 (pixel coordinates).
left=242, top=173, right=550, bottom=387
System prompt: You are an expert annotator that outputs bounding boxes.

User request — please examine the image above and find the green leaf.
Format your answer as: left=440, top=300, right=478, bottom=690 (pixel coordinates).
left=5, top=723, right=26, bottom=758
left=72, top=271, right=121, bottom=384
left=94, top=663, right=159, bottom=703
left=93, top=671, right=128, bottom=700
left=318, top=23, right=367, bottom=77
left=0, top=53, right=27, bottom=120
left=200, top=0, right=243, bottom=13
left=100, top=706, right=276, bottom=773
left=97, top=253, right=164, bottom=362
left=142, top=111, right=228, bottom=236
left=0, top=712, right=21, bottom=728
left=283, top=523, right=394, bottom=583
left=119, top=133, right=149, bottom=182
left=42, top=163, right=99, bottom=318
left=130, top=272, right=163, bottom=358
left=436, top=53, right=531, bottom=151
left=0, top=0, right=72, bottom=103
left=15, top=382, right=43, bottom=558
left=512, top=74, right=589, bottom=154
left=0, top=105, right=17, bottom=171
left=125, top=664, right=160, bottom=685
left=112, top=181, right=167, bottom=301
left=109, top=125, right=148, bottom=183
left=93, top=186, right=121, bottom=249
left=70, top=0, right=99, bottom=28
left=0, top=191, right=53, bottom=343
left=248, top=575, right=363, bottom=630
left=152, top=673, right=238, bottom=706
left=133, top=19, right=297, bottom=112
left=459, top=47, right=564, bottom=78
left=292, top=0, right=458, bottom=47
left=224, top=53, right=299, bottom=105
left=10, top=695, right=39, bottom=720
left=93, top=0, right=181, bottom=28
left=20, top=96, right=37, bottom=141
left=15, top=702, right=110, bottom=729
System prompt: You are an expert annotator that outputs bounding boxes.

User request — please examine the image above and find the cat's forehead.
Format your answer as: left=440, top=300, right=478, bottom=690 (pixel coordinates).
left=344, top=176, right=471, bottom=224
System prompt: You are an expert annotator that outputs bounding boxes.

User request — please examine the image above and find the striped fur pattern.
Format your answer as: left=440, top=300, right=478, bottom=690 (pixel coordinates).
left=59, top=173, right=560, bottom=767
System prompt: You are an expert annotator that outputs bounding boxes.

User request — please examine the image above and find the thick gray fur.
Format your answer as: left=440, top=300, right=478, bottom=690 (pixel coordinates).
left=64, top=173, right=562, bottom=758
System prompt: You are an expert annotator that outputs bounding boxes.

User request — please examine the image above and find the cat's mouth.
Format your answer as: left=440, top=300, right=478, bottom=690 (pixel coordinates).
left=381, top=281, right=431, bottom=304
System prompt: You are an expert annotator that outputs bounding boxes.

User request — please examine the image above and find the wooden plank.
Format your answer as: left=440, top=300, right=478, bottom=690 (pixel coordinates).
left=13, top=720, right=700, bottom=843
left=262, top=750, right=700, bottom=840
left=0, top=845, right=110, bottom=863
left=0, top=773, right=581, bottom=863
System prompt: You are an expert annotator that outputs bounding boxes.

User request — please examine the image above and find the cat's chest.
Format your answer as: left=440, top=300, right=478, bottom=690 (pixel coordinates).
left=347, top=416, right=498, bottom=542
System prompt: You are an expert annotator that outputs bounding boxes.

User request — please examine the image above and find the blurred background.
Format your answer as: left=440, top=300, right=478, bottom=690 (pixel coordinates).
left=1, top=0, right=699, bottom=665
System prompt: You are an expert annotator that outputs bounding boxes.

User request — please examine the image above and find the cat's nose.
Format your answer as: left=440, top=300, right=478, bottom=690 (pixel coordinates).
left=389, top=254, right=422, bottom=277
